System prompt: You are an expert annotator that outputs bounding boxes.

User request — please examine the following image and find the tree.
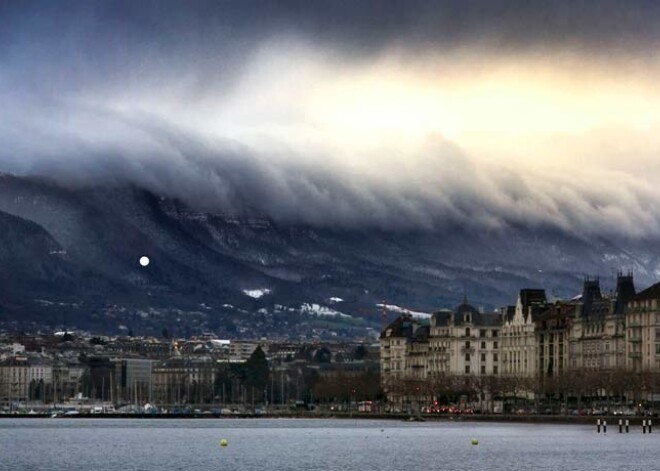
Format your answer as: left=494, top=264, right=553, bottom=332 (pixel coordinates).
left=245, top=346, right=269, bottom=392
left=354, top=345, right=368, bottom=361
left=295, top=345, right=314, bottom=362
left=313, top=347, right=332, bottom=363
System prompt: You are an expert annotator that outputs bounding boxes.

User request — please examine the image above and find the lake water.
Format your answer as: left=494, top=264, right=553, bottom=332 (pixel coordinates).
left=1, top=418, right=658, bottom=470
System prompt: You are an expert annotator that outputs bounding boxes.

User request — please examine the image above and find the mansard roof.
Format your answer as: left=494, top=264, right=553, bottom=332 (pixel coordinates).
left=631, top=282, right=660, bottom=302
left=504, top=305, right=516, bottom=323
left=439, top=300, right=502, bottom=327
left=380, top=314, right=417, bottom=339
left=535, top=301, right=579, bottom=323
left=581, top=277, right=604, bottom=318
left=519, top=289, right=547, bottom=307
left=412, top=325, right=430, bottom=343
left=614, top=274, right=636, bottom=315
left=518, top=288, right=548, bottom=322
left=454, top=301, right=479, bottom=318
left=477, top=312, right=503, bottom=327
left=432, top=310, right=451, bottom=326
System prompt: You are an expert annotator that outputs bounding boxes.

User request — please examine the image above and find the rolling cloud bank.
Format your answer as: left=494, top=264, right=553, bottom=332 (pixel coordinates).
left=3, top=1, right=660, bottom=238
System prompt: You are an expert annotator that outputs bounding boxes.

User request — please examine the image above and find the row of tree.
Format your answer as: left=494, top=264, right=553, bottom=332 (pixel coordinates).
left=384, top=368, right=660, bottom=413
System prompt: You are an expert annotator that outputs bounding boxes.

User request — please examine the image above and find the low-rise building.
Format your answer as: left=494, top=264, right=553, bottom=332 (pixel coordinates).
left=114, top=358, right=154, bottom=404
left=152, top=357, right=216, bottom=405
left=0, top=356, right=30, bottom=407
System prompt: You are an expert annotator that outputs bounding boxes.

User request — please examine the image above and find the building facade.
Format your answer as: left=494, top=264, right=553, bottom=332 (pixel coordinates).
left=500, top=289, right=547, bottom=378
left=626, top=282, right=660, bottom=372
left=570, top=275, right=633, bottom=372
left=380, top=300, right=501, bottom=405
left=380, top=274, right=649, bottom=406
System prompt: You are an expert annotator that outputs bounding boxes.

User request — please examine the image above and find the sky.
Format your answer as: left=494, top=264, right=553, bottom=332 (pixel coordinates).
left=2, top=0, right=660, bottom=237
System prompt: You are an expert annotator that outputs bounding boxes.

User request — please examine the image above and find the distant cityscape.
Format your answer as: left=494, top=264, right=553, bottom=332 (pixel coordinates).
left=4, top=272, right=660, bottom=417
left=0, top=332, right=379, bottom=415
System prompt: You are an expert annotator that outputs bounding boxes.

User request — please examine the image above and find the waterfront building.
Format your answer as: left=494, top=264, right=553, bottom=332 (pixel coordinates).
left=536, top=301, right=576, bottom=378
left=380, top=315, right=421, bottom=403
left=570, top=275, right=633, bottom=372
left=429, top=301, right=501, bottom=378
left=0, top=356, right=29, bottom=407
left=500, top=289, right=548, bottom=378
left=114, top=358, right=154, bottom=404
left=626, top=281, right=660, bottom=372
left=151, top=357, right=216, bottom=405
left=380, top=300, right=501, bottom=407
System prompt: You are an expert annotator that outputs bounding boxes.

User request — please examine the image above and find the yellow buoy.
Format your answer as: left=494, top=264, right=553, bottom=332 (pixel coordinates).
left=220, top=439, right=228, bottom=447
left=471, top=438, right=479, bottom=446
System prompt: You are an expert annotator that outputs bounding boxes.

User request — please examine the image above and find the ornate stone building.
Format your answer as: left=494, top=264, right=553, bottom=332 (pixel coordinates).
left=500, top=289, right=548, bottom=378
left=536, top=301, right=575, bottom=378
left=626, top=281, right=660, bottom=372
left=380, top=315, right=423, bottom=405
left=380, top=300, right=501, bottom=405
left=429, top=301, right=501, bottom=378
left=569, top=274, right=633, bottom=372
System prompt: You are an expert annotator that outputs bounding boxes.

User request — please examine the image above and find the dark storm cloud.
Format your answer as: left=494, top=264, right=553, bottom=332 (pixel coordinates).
left=2, top=0, right=659, bottom=101
left=2, top=0, right=660, bottom=237
left=4, top=0, right=660, bottom=58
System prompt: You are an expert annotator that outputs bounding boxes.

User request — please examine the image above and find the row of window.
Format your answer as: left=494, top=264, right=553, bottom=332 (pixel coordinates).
left=464, top=365, right=499, bottom=374
left=432, top=340, right=500, bottom=349
left=463, top=328, right=499, bottom=337
left=464, top=341, right=499, bottom=349
left=465, top=353, right=499, bottom=362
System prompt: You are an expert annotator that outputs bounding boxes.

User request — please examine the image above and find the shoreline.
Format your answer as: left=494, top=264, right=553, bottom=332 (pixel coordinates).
left=0, top=413, right=652, bottom=425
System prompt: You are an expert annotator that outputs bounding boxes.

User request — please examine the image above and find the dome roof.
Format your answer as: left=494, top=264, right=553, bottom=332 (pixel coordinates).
left=455, top=296, right=479, bottom=317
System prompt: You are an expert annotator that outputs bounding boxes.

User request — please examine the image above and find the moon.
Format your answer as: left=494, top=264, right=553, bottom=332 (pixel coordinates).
left=139, top=256, right=150, bottom=267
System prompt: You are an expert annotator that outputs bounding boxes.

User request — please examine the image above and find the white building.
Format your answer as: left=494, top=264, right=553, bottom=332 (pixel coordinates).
left=500, top=289, right=547, bottom=378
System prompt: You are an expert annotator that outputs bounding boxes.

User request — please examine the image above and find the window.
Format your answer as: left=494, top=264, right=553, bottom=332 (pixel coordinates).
left=465, top=341, right=471, bottom=348
left=656, top=344, right=660, bottom=355
left=481, top=353, right=486, bottom=362
left=481, top=365, right=486, bottom=374
left=481, top=341, right=486, bottom=349
left=465, top=365, right=470, bottom=374
left=465, top=328, right=471, bottom=337
left=493, top=366, right=498, bottom=375
left=480, top=329, right=486, bottom=338
left=466, top=314, right=471, bottom=324
left=492, top=330, right=498, bottom=337
left=494, top=353, right=498, bottom=362
left=494, top=341, right=498, bottom=349
left=465, top=353, right=471, bottom=361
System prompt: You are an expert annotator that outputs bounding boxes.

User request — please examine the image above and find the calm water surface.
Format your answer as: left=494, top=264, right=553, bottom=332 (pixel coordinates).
left=1, top=418, right=658, bottom=470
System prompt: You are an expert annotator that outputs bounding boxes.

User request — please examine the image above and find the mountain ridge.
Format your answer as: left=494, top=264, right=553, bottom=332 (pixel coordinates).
left=0, top=173, right=657, bottom=336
